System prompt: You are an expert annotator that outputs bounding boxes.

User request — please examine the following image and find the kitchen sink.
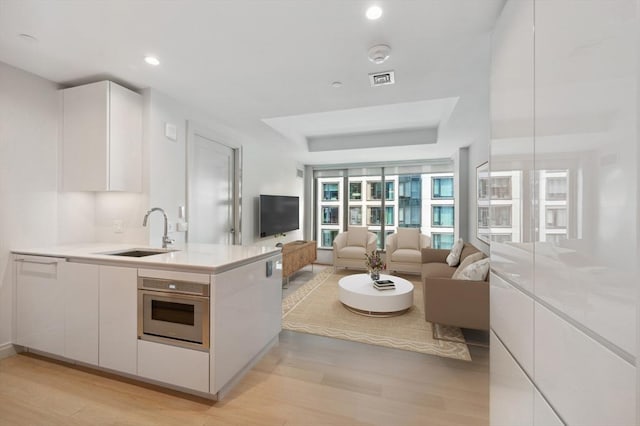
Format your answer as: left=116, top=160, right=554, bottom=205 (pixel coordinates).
left=98, top=248, right=177, bottom=257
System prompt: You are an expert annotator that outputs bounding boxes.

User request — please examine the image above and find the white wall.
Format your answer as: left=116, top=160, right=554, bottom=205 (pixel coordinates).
left=243, top=147, right=305, bottom=246
left=144, top=89, right=303, bottom=248
left=0, top=62, right=60, bottom=348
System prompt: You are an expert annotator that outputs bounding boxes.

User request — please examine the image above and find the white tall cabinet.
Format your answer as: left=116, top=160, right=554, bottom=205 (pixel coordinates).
left=490, top=1, right=639, bottom=425
left=61, top=80, right=142, bottom=192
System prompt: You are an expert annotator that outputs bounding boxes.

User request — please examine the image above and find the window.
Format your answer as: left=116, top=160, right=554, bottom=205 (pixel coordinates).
left=349, top=206, right=362, bottom=225
left=385, top=206, right=394, bottom=226
left=490, top=205, right=512, bottom=227
left=314, top=168, right=455, bottom=251
left=368, top=207, right=382, bottom=226
left=432, top=205, right=454, bottom=227
left=368, top=181, right=382, bottom=200
left=322, top=183, right=339, bottom=201
left=432, top=176, right=454, bottom=199
left=321, top=229, right=339, bottom=247
left=545, top=233, right=566, bottom=243
left=399, top=176, right=421, bottom=198
left=385, top=182, right=395, bottom=200
left=398, top=175, right=421, bottom=227
left=478, top=177, right=489, bottom=200
left=546, top=207, right=567, bottom=229
left=349, top=182, right=362, bottom=201
left=321, top=206, right=339, bottom=225
left=491, top=177, right=512, bottom=200
left=491, top=233, right=513, bottom=243
left=373, top=231, right=383, bottom=250
left=432, top=233, right=454, bottom=249
left=478, top=206, right=489, bottom=228
left=546, top=177, right=567, bottom=201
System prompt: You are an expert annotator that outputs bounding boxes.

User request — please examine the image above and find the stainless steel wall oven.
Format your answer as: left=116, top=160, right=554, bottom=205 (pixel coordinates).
left=137, top=276, right=210, bottom=351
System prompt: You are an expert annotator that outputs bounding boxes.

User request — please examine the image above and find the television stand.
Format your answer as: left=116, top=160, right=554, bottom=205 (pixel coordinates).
left=281, top=240, right=317, bottom=287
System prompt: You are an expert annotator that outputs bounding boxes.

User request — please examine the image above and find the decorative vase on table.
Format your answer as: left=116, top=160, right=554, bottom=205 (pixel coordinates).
left=365, top=249, right=384, bottom=282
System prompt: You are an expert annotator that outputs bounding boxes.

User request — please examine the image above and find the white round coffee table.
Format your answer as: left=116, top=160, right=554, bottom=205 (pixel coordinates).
left=338, top=273, right=414, bottom=317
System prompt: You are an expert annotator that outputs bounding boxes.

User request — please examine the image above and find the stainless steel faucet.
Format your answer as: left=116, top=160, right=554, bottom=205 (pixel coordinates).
left=142, top=207, right=175, bottom=248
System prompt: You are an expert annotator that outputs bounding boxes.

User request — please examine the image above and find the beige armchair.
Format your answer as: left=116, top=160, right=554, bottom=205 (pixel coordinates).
left=332, top=226, right=377, bottom=271
left=385, top=227, right=431, bottom=274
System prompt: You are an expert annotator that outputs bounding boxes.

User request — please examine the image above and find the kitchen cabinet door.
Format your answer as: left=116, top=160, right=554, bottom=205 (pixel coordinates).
left=60, top=262, right=100, bottom=365
left=211, top=254, right=282, bottom=394
left=99, top=265, right=138, bottom=375
left=15, top=256, right=65, bottom=356
left=61, top=80, right=141, bottom=192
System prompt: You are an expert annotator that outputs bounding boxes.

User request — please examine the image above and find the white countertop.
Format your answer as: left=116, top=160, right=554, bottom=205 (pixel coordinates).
left=12, top=242, right=281, bottom=273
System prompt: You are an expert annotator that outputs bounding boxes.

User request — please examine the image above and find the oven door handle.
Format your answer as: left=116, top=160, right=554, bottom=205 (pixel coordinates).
left=138, top=289, right=210, bottom=301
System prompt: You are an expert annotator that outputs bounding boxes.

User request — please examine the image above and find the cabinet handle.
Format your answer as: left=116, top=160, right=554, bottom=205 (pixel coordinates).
left=15, top=258, right=61, bottom=265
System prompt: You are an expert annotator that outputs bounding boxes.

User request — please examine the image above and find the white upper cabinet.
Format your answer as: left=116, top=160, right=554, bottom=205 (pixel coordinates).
left=62, top=80, right=142, bottom=192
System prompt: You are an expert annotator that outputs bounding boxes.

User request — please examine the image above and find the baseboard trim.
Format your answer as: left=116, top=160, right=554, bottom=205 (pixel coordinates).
left=0, top=343, right=20, bottom=360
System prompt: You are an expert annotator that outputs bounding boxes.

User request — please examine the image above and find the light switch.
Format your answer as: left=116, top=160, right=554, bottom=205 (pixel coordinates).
left=165, top=122, right=177, bottom=141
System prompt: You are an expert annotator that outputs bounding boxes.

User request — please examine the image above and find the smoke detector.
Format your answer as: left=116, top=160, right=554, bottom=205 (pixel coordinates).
left=368, top=44, right=391, bottom=64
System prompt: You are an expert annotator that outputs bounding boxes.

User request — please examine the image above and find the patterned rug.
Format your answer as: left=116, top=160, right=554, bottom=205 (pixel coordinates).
left=282, top=268, right=471, bottom=361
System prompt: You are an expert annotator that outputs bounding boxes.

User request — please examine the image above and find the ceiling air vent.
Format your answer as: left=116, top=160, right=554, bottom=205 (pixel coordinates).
left=369, top=70, right=395, bottom=87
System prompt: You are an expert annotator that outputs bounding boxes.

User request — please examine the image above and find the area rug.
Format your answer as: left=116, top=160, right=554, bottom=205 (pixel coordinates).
left=282, top=269, right=471, bottom=361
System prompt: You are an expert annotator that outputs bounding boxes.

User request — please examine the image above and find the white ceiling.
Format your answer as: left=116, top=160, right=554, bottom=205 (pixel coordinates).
left=0, top=0, right=505, bottom=165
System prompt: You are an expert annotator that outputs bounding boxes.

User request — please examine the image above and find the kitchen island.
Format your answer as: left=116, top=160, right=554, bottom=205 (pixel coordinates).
left=11, top=243, right=282, bottom=400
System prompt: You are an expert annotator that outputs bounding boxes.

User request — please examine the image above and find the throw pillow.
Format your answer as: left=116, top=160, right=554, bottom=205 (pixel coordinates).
left=347, top=226, right=368, bottom=248
left=446, top=238, right=465, bottom=266
left=458, top=258, right=490, bottom=281
left=397, top=227, right=420, bottom=250
left=452, top=252, right=485, bottom=279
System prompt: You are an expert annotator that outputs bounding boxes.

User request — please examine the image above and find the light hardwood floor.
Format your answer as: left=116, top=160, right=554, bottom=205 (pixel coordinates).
left=0, top=330, right=488, bottom=426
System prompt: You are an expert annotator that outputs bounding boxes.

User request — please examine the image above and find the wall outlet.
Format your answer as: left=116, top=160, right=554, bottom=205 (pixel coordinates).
left=112, top=219, right=124, bottom=233
left=177, top=221, right=188, bottom=232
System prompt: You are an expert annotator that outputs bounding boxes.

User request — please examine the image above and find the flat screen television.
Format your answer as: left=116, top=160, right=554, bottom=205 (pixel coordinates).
left=259, top=195, right=300, bottom=238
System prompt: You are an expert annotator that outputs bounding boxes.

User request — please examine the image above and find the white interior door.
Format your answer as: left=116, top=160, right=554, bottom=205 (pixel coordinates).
left=187, top=132, right=235, bottom=244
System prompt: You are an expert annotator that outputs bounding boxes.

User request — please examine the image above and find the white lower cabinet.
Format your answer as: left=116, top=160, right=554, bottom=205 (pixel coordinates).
left=490, top=272, right=534, bottom=375
left=99, top=265, right=138, bottom=375
left=211, top=255, right=282, bottom=394
left=137, top=340, right=209, bottom=393
left=490, top=331, right=533, bottom=426
left=534, top=303, right=635, bottom=426
left=60, top=262, right=100, bottom=365
left=534, top=389, right=564, bottom=426
left=14, top=254, right=280, bottom=399
left=15, top=256, right=66, bottom=356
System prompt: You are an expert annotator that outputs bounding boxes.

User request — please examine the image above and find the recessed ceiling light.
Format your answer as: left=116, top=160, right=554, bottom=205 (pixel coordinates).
left=144, top=56, right=160, bottom=66
left=366, top=5, right=383, bottom=20
left=331, top=81, right=343, bottom=88
left=18, top=33, right=38, bottom=43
